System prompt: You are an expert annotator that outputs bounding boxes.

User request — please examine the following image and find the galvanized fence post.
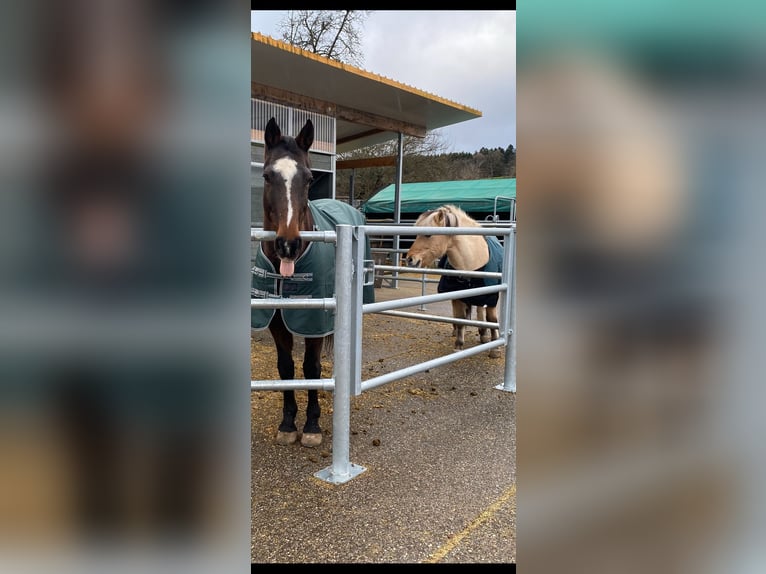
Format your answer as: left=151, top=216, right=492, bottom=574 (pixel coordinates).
left=314, top=224, right=366, bottom=484
left=497, top=225, right=516, bottom=392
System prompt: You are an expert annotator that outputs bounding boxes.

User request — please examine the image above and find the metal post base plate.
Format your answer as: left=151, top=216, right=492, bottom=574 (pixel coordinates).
left=314, top=462, right=367, bottom=485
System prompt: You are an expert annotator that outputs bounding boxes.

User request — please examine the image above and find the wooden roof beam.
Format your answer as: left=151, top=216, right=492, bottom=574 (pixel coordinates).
left=336, top=156, right=398, bottom=170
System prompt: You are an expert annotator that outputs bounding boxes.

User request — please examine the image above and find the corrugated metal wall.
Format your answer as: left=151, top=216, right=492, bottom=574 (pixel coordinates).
left=250, top=99, right=335, bottom=154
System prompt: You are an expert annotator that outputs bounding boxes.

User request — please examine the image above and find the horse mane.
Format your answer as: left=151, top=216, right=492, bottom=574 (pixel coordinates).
left=443, top=205, right=481, bottom=227
left=416, top=204, right=481, bottom=228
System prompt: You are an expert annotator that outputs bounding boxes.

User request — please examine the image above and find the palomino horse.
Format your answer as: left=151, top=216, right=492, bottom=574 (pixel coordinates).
left=251, top=117, right=373, bottom=447
left=405, top=204, right=504, bottom=359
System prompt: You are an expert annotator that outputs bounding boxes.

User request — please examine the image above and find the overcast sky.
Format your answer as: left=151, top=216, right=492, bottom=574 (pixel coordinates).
left=250, top=10, right=516, bottom=154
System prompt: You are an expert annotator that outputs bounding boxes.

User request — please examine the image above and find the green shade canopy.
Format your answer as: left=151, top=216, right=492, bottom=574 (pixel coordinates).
left=361, top=178, right=516, bottom=216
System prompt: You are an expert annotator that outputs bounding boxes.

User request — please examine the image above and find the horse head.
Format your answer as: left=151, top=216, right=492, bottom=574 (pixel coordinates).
left=262, top=117, right=315, bottom=277
left=405, top=205, right=461, bottom=268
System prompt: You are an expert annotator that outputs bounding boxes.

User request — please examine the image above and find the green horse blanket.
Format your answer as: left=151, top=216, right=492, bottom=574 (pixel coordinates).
left=251, top=199, right=375, bottom=337
left=437, top=235, right=504, bottom=307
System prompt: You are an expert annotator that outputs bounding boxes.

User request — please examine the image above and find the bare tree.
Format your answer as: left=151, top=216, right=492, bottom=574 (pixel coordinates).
left=276, top=11, right=454, bottom=162
left=337, top=131, right=451, bottom=162
left=278, top=10, right=372, bottom=66
left=274, top=10, right=509, bottom=204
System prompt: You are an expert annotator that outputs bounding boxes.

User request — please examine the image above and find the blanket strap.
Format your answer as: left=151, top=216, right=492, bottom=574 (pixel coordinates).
left=251, top=265, right=314, bottom=282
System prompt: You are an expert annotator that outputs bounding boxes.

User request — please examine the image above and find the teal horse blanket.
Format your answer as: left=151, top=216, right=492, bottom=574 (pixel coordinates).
left=437, top=235, right=504, bottom=307
left=251, top=199, right=375, bottom=337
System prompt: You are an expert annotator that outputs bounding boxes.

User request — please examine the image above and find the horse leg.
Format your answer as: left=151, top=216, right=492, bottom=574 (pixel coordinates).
left=477, top=305, right=490, bottom=343
left=451, top=300, right=469, bottom=351
left=451, top=304, right=471, bottom=337
left=486, top=305, right=502, bottom=358
left=300, top=337, right=324, bottom=447
left=269, top=312, right=299, bottom=445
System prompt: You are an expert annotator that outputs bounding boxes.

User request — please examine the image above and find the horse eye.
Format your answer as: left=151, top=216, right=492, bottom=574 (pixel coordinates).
left=262, top=172, right=271, bottom=183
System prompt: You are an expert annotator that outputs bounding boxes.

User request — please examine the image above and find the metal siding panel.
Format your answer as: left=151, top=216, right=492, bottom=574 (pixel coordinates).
left=251, top=99, right=335, bottom=155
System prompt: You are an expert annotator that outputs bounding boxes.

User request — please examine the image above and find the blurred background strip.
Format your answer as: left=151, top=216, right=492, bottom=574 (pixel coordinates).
left=0, top=1, right=252, bottom=572
left=518, top=2, right=766, bottom=573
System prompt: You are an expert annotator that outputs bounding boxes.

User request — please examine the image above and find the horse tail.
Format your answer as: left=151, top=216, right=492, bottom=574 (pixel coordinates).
left=322, top=333, right=334, bottom=359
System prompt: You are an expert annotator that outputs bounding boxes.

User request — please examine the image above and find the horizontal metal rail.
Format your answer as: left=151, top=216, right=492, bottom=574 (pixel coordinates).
left=251, top=379, right=335, bottom=391
left=250, top=297, right=336, bottom=310
left=361, top=338, right=506, bottom=392
left=365, top=220, right=515, bottom=228
left=374, top=275, right=437, bottom=285
left=375, top=264, right=502, bottom=280
left=363, top=284, right=505, bottom=314
left=251, top=229, right=337, bottom=242
left=370, top=248, right=409, bottom=254
left=377, top=309, right=499, bottom=330
left=363, top=225, right=514, bottom=236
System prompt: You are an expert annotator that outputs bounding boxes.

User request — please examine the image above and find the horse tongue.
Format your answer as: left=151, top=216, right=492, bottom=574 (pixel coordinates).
left=279, top=259, right=295, bottom=277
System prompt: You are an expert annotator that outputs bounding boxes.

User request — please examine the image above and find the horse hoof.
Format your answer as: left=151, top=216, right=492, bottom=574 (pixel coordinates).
left=489, top=348, right=502, bottom=359
left=276, top=430, right=298, bottom=445
left=300, top=432, right=322, bottom=447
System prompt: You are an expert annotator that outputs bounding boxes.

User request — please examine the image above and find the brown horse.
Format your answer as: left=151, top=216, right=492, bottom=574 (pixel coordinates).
left=252, top=117, right=326, bottom=447
left=252, top=117, right=372, bottom=447
left=405, top=205, right=503, bottom=359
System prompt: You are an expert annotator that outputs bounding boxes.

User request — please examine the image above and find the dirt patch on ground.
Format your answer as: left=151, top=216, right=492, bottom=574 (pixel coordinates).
left=250, top=281, right=515, bottom=563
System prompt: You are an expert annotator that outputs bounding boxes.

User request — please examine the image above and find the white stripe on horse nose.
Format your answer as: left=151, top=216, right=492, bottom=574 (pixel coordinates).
left=272, top=157, right=298, bottom=226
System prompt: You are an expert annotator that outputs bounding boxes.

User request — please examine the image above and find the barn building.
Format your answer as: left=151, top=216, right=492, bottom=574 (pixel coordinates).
left=250, top=32, right=483, bottom=227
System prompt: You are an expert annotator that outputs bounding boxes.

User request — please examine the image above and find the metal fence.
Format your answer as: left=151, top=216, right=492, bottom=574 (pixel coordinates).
left=250, top=222, right=516, bottom=484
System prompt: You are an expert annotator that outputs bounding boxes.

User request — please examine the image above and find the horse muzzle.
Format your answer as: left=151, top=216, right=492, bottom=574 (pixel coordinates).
left=275, top=236, right=302, bottom=260
left=275, top=237, right=302, bottom=277
left=404, top=255, right=422, bottom=267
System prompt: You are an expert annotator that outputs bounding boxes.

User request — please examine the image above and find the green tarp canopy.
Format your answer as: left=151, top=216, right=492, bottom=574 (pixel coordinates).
left=360, top=178, right=516, bottom=216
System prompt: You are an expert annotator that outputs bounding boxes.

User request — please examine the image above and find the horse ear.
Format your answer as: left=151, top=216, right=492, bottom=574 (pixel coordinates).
left=440, top=207, right=458, bottom=227
left=296, top=119, right=314, bottom=152
left=265, top=117, right=281, bottom=150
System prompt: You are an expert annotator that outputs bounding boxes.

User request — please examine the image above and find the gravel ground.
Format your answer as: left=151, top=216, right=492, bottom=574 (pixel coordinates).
left=251, top=279, right=516, bottom=564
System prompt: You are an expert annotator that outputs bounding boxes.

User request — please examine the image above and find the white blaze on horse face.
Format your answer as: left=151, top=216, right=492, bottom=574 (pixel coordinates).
left=272, top=156, right=299, bottom=227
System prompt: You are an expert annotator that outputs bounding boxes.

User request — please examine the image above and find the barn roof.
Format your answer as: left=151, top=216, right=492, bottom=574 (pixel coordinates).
left=251, top=32, right=482, bottom=153
left=360, top=178, right=516, bottom=216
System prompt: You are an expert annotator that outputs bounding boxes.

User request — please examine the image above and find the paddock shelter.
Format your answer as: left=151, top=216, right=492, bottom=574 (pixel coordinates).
left=361, top=177, right=517, bottom=224
left=250, top=31, right=483, bottom=232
